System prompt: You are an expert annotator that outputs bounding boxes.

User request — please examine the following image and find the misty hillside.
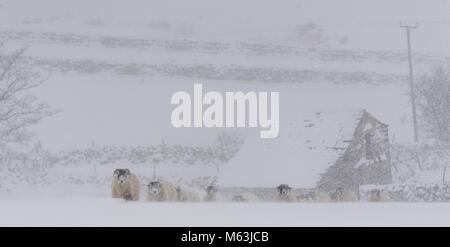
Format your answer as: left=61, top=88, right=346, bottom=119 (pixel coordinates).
left=0, top=0, right=449, bottom=200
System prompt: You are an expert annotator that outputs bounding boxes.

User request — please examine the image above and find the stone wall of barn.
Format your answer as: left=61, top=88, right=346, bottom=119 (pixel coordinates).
left=317, top=111, right=393, bottom=195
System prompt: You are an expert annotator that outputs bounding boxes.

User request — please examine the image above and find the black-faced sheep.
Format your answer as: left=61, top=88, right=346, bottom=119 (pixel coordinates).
left=176, top=186, right=200, bottom=202
left=146, top=180, right=178, bottom=202
left=331, top=187, right=359, bottom=202
left=111, top=169, right=140, bottom=201
left=204, top=185, right=218, bottom=202
left=368, top=189, right=390, bottom=202
left=276, top=184, right=296, bottom=202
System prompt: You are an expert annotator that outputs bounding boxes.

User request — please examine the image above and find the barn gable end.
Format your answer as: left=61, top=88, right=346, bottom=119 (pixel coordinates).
left=317, top=110, right=392, bottom=194
left=218, top=110, right=392, bottom=192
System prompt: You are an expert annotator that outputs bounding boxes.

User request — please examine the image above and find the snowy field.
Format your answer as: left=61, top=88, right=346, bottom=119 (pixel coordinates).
left=1, top=199, right=450, bottom=227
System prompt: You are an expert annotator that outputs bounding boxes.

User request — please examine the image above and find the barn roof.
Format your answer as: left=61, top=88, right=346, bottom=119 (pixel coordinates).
left=218, top=109, right=369, bottom=188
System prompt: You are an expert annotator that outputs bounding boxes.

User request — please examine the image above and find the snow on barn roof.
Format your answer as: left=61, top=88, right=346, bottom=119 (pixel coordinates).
left=218, top=110, right=367, bottom=188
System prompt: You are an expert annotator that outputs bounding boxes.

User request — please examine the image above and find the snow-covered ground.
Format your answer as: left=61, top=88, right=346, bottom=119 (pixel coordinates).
left=31, top=75, right=413, bottom=149
left=1, top=199, right=450, bottom=227
left=0, top=0, right=436, bottom=150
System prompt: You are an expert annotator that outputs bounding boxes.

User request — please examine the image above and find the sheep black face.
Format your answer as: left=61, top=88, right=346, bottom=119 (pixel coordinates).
left=277, top=184, right=291, bottom=195
left=206, top=185, right=218, bottom=195
left=330, top=187, right=344, bottom=200
left=114, top=169, right=130, bottom=184
left=147, top=181, right=161, bottom=195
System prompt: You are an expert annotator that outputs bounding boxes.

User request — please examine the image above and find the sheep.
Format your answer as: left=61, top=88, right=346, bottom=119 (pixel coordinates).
left=204, top=185, right=218, bottom=202
left=331, top=187, right=359, bottom=202
left=231, top=192, right=259, bottom=202
left=146, top=180, right=178, bottom=202
left=296, top=191, right=314, bottom=202
left=368, top=189, right=390, bottom=202
left=232, top=194, right=247, bottom=202
left=176, top=186, right=200, bottom=202
left=313, top=190, right=331, bottom=202
left=111, top=169, right=140, bottom=201
left=297, top=190, right=331, bottom=202
left=276, top=184, right=296, bottom=202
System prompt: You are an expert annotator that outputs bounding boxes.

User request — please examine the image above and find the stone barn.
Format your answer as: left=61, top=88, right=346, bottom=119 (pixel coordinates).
left=218, top=109, right=392, bottom=199
left=316, top=110, right=392, bottom=195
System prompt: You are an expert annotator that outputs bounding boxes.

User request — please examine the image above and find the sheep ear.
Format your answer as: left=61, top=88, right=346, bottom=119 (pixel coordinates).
left=125, top=169, right=130, bottom=174
left=113, top=169, right=119, bottom=174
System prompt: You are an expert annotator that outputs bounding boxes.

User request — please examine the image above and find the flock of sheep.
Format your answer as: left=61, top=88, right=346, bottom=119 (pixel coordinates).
left=111, top=169, right=390, bottom=202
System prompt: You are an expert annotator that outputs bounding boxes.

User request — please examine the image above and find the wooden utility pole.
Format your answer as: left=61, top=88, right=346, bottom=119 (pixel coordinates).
left=400, top=23, right=419, bottom=143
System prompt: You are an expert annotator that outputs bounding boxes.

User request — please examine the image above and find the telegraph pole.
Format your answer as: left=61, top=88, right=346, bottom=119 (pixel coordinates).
left=400, top=23, right=419, bottom=143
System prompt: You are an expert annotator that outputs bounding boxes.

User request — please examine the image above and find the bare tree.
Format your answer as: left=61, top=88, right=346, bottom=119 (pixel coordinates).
left=416, top=65, right=450, bottom=142
left=391, top=144, right=450, bottom=184
left=213, top=131, right=244, bottom=163
left=0, top=45, right=55, bottom=150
